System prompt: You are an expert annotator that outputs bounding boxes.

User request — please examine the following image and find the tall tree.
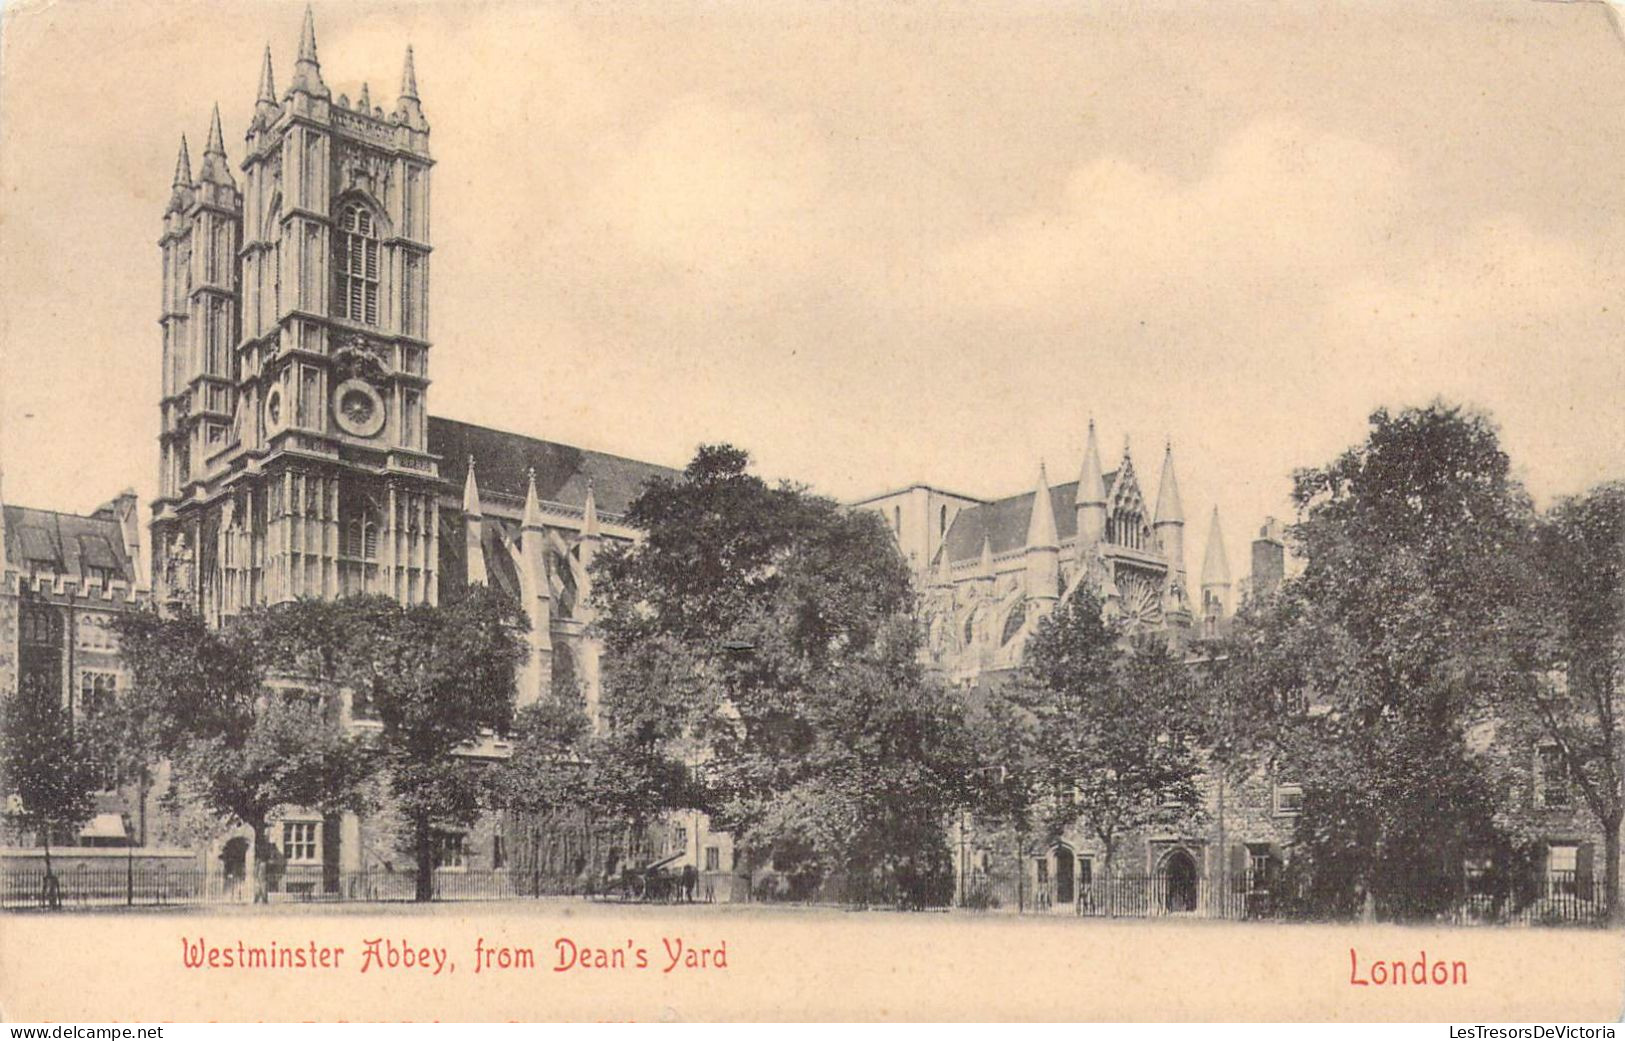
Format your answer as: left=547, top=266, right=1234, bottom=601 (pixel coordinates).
left=1272, top=402, right=1534, bottom=919
left=113, top=607, right=371, bottom=901
left=1015, top=592, right=1202, bottom=879
left=0, top=688, right=100, bottom=908
left=591, top=444, right=967, bottom=902
left=339, top=588, right=527, bottom=901
left=1515, top=481, right=1625, bottom=921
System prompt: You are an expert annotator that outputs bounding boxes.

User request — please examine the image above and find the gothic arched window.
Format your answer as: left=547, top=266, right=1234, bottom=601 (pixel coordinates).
left=335, top=202, right=380, bottom=325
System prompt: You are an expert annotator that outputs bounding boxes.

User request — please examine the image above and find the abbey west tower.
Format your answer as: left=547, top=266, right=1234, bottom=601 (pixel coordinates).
left=152, top=11, right=438, bottom=626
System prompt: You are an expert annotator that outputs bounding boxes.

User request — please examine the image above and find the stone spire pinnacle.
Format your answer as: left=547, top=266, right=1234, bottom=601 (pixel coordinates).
left=198, top=105, right=237, bottom=188
left=257, top=46, right=277, bottom=103
left=979, top=531, right=995, bottom=575
left=171, top=135, right=193, bottom=188
left=582, top=479, right=600, bottom=540
left=288, top=5, right=329, bottom=99
left=400, top=45, right=419, bottom=99
left=1026, top=462, right=1058, bottom=550
left=1154, top=440, right=1184, bottom=525
left=463, top=457, right=487, bottom=587
left=204, top=104, right=227, bottom=155
left=1201, top=506, right=1231, bottom=588
left=394, top=44, right=426, bottom=128
left=358, top=82, right=371, bottom=111
left=298, top=4, right=319, bottom=63
left=166, top=136, right=194, bottom=214
left=461, top=457, right=482, bottom=517
left=522, top=468, right=545, bottom=530
left=254, top=46, right=281, bottom=128
left=1077, top=418, right=1106, bottom=505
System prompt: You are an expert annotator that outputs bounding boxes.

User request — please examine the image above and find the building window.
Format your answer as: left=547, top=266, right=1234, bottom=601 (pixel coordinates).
left=705, top=846, right=720, bottom=872
left=492, top=833, right=506, bottom=870
left=433, top=831, right=466, bottom=871
left=673, top=825, right=688, bottom=852
left=1273, top=783, right=1304, bottom=817
left=1548, top=843, right=1579, bottom=895
left=335, top=203, right=380, bottom=325
left=282, top=821, right=318, bottom=863
left=79, top=672, right=116, bottom=718
left=1538, top=746, right=1570, bottom=808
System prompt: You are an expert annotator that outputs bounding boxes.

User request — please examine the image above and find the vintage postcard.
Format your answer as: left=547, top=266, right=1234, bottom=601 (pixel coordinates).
left=0, top=0, right=1622, bottom=1024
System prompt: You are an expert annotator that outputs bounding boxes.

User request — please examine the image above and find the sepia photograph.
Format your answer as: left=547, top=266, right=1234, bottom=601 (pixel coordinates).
left=0, top=0, right=1621, bottom=1024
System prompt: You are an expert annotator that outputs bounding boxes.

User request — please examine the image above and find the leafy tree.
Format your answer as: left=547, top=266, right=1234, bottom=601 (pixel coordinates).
left=591, top=444, right=967, bottom=902
left=742, top=618, right=974, bottom=906
left=1186, top=602, right=1302, bottom=894
left=1511, top=481, right=1625, bottom=921
left=339, top=588, right=527, bottom=901
left=963, top=684, right=1045, bottom=905
left=1015, top=591, right=1202, bottom=879
left=1271, top=402, right=1535, bottom=919
left=0, top=688, right=100, bottom=907
left=113, top=607, right=371, bottom=901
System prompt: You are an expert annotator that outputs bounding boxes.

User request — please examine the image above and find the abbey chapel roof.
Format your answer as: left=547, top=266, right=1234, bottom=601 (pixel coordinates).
left=940, top=471, right=1121, bottom=565
left=429, top=416, right=680, bottom=519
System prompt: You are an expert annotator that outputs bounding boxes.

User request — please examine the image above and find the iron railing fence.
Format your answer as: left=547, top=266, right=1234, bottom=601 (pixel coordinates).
left=1, top=863, right=600, bottom=909
left=1, top=864, right=227, bottom=909
left=2, top=861, right=1613, bottom=924
left=958, top=869, right=1612, bottom=925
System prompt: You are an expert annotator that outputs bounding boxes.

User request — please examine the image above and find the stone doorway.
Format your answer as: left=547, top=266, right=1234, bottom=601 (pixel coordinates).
left=1162, top=848, right=1199, bottom=913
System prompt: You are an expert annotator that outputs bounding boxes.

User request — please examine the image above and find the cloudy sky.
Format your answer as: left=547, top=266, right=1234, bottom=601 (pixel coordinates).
left=2, top=0, right=1622, bottom=577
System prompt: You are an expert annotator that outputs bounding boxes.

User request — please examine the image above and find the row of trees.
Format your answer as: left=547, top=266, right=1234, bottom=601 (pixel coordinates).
left=1, top=590, right=527, bottom=903
left=3, top=401, right=1618, bottom=918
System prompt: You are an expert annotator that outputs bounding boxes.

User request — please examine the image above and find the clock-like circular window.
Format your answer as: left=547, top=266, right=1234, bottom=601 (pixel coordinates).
left=333, top=378, right=386, bottom=438
left=264, top=386, right=285, bottom=432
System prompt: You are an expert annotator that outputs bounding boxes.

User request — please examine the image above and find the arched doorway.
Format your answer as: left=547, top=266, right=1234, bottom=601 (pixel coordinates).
left=221, top=837, right=249, bottom=900
left=1162, top=849, right=1198, bottom=913
left=1053, top=847, right=1075, bottom=907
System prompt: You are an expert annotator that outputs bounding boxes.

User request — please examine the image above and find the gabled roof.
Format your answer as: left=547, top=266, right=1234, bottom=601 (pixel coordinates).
left=429, top=416, right=680, bottom=519
left=3, top=505, right=135, bottom=583
left=941, top=470, right=1120, bottom=565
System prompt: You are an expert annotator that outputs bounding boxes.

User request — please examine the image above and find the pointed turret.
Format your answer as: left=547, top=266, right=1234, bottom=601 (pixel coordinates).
left=1024, top=463, right=1060, bottom=609
left=358, top=82, right=371, bottom=111
left=462, top=458, right=482, bottom=516
left=462, top=458, right=486, bottom=586
left=522, top=468, right=545, bottom=532
left=1025, top=462, right=1059, bottom=550
left=1200, top=507, right=1232, bottom=621
left=1154, top=439, right=1184, bottom=525
left=519, top=467, right=553, bottom=706
left=1201, top=507, right=1230, bottom=589
left=165, top=136, right=194, bottom=213
left=287, top=5, right=330, bottom=99
left=394, top=45, right=427, bottom=129
left=979, top=531, right=995, bottom=576
left=1153, top=441, right=1189, bottom=622
left=579, top=479, right=602, bottom=570
left=198, top=105, right=237, bottom=188
left=257, top=46, right=277, bottom=103
left=1075, top=418, right=1107, bottom=556
left=582, top=479, right=600, bottom=539
left=172, top=136, right=193, bottom=188
left=253, top=46, right=281, bottom=129
left=401, top=45, right=419, bottom=99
